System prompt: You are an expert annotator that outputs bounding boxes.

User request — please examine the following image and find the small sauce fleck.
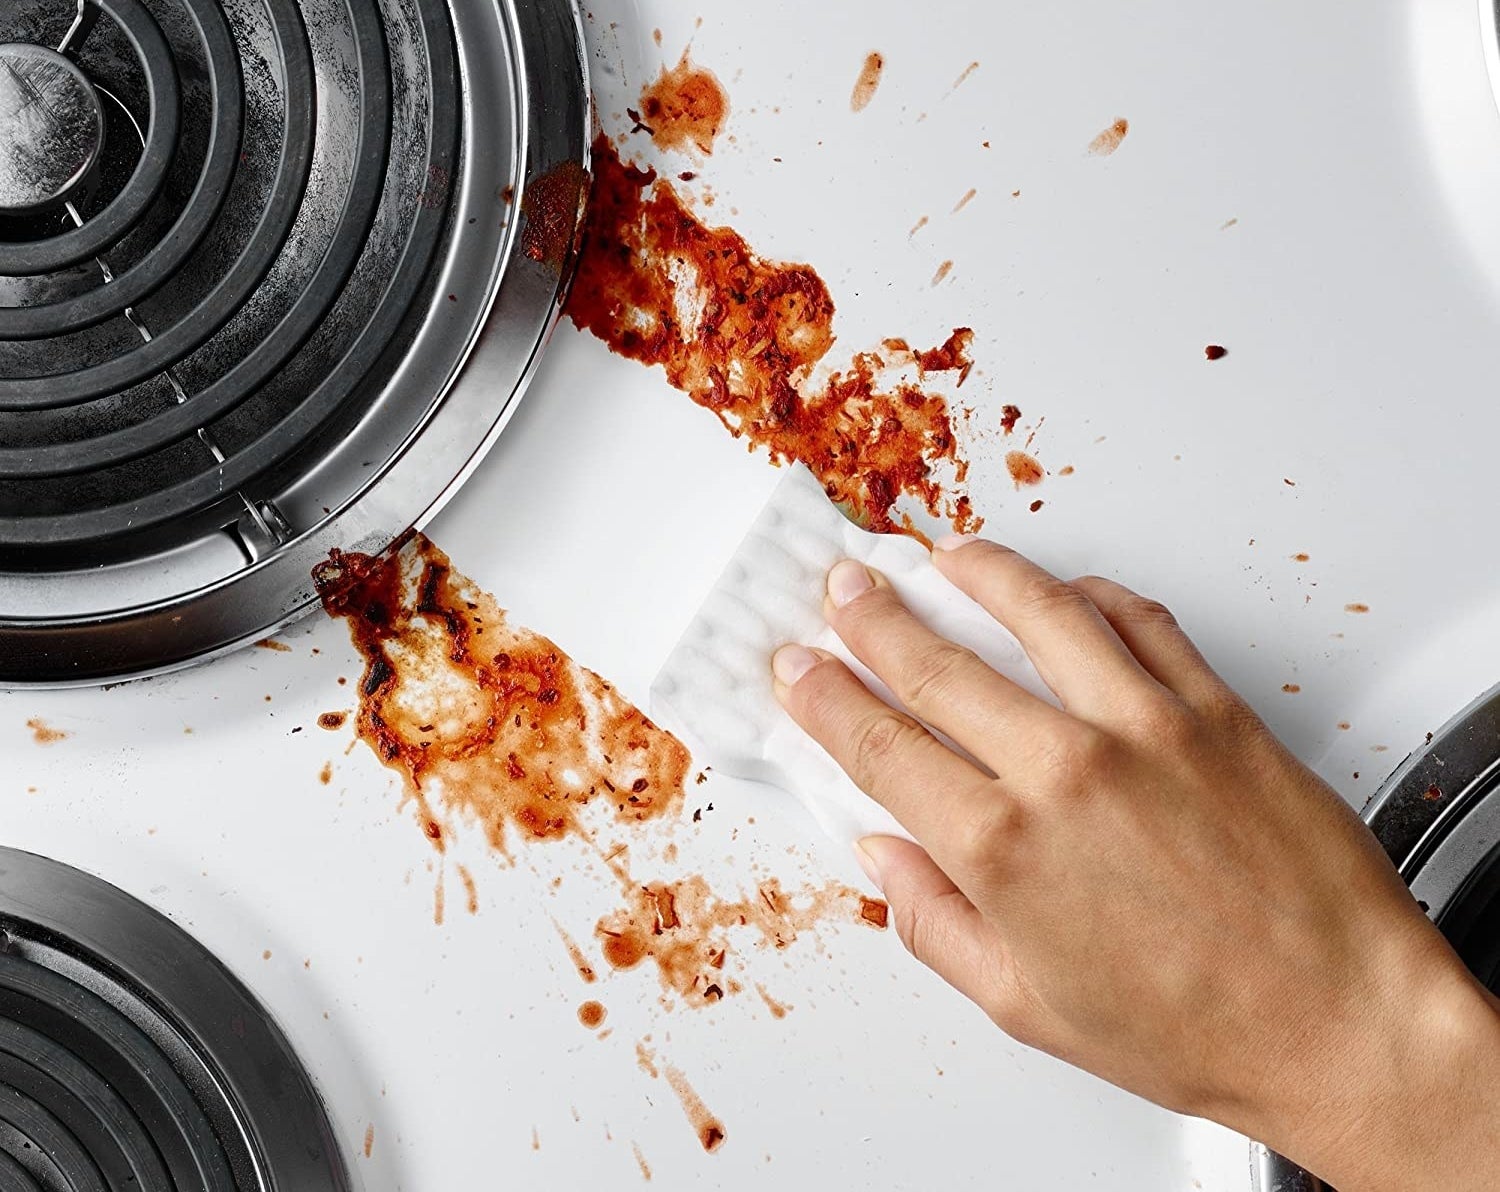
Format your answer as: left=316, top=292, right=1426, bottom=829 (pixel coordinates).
left=640, top=51, right=729, bottom=154
left=932, top=260, right=953, bottom=286
left=1204, top=344, right=1228, bottom=361
left=1000, top=404, right=1022, bottom=435
left=1282, top=684, right=1302, bottom=694
left=520, top=159, right=589, bottom=268
left=952, top=188, right=977, bottom=213
left=633, top=1142, right=652, bottom=1181
left=851, top=52, right=885, bottom=112
left=1058, top=465, right=1075, bottom=477
left=457, top=863, right=479, bottom=914
left=1006, top=451, right=1045, bottom=487
left=951, top=61, right=980, bottom=90
left=1028, top=499, right=1044, bottom=514
left=318, top=762, right=332, bottom=785
left=1423, top=785, right=1443, bottom=802
left=1088, top=118, right=1130, bottom=156
left=1345, top=603, right=1371, bottom=614
left=318, top=711, right=347, bottom=731
left=254, top=638, right=293, bottom=652
left=755, top=983, right=790, bottom=1019
left=1293, top=553, right=1310, bottom=563
left=363, top=1124, right=375, bottom=1159
left=578, top=1000, right=607, bottom=1029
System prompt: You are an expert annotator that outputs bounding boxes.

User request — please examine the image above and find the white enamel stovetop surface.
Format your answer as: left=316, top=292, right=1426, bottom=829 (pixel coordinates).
left=8, top=0, right=1500, bottom=1187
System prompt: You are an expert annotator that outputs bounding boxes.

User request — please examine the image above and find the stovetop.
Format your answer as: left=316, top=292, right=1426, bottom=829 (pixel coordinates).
left=5, top=0, right=1500, bottom=1189
left=0, top=0, right=588, bottom=683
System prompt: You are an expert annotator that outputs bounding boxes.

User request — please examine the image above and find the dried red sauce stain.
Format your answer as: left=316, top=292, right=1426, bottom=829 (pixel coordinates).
left=1345, top=603, right=1371, bottom=614
left=318, top=711, right=347, bottom=731
left=1088, top=118, right=1130, bottom=156
left=595, top=876, right=886, bottom=1006
left=1282, top=684, right=1302, bottom=694
left=578, top=1000, right=607, bottom=1029
left=1006, top=451, right=1044, bottom=487
left=555, top=922, right=598, bottom=983
left=521, top=159, right=589, bottom=268
left=1029, top=500, right=1044, bottom=513
left=1293, top=553, right=1311, bottom=563
left=363, top=1124, right=375, bottom=1159
left=314, top=535, right=692, bottom=856
left=755, top=983, right=790, bottom=1019
left=1204, top=344, right=1228, bottom=361
left=254, top=638, right=293, bottom=652
left=1423, top=784, right=1444, bottom=803
left=639, top=51, right=728, bottom=155
left=569, top=136, right=981, bottom=537
left=851, top=51, right=885, bottom=112
left=25, top=718, right=67, bottom=744
left=632, top=1142, right=653, bottom=1181
left=457, top=863, right=479, bottom=914
left=318, top=762, right=333, bottom=785
left=1000, top=404, right=1022, bottom=435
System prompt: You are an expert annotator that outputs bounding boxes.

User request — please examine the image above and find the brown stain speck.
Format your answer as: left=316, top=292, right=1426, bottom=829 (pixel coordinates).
left=25, top=718, right=67, bottom=745
left=255, top=638, right=293, bottom=652
left=318, top=711, right=347, bottom=731
left=457, top=863, right=479, bottom=915
left=1345, top=603, right=1371, bottom=614
left=1282, top=684, right=1302, bottom=694
left=1006, top=451, right=1045, bottom=488
left=952, top=61, right=980, bottom=90
left=1000, top=404, right=1022, bottom=435
left=1088, top=118, right=1130, bottom=156
left=531, top=1126, right=540, bottom=1152
left=932, top=260, right=954, bottom=286
left=755, top=983, right=790, bottom=1019
left=952, top=188, right=977, bottom=213
left=640, top=51, right=729, bottom=154
left=1204, top=344, right=1228, bottom=361
left=554, top=922, right=598, bottom=983
left=318, top=762, right=332, bottom=785
left=1293, top=553, right=1310, bottom=563
left=851, top=52, right=885, bottom=112
left=633, top=1142, right=653, bottom=1181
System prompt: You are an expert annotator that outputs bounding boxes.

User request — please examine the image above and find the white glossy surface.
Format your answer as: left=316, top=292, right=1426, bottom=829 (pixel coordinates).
left=5, top=0, right=1500, bottom=1186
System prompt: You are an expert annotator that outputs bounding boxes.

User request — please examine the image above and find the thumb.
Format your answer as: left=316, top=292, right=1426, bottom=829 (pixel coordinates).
left=857, top=835, right=1007, bottom=1010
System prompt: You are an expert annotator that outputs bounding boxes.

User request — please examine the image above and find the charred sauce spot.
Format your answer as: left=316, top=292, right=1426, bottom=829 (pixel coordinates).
left=314, top=537, right=691, bottom=857
left=521, top=159, right=590, bottom=269
left=851, top=52, right=885, bottom=112
left=639, top=52, right=729, bottom=155
left=318, top=711, right=348, bottom=730
left=567, top=135, right=980, bottom=538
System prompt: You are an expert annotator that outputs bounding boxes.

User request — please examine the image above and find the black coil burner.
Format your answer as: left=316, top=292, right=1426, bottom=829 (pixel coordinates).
left=0, top=848, right=349, bottom=1190
left=0, top=0, right=590, bottom=684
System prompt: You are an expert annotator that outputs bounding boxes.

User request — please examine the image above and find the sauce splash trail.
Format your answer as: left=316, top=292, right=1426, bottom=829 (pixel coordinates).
left=314, top=535, right=691, bottom=855
left=567, top=133, right=981, bottom=538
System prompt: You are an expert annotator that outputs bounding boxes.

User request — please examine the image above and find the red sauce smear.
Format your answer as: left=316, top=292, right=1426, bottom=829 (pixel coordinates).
left=363, top=1124, right=374, bottom=1159
left=521, top=159, right=590, bottom=269
left=595, top=875, right=886, bottom=1007
left=254, top=638, right=293, bottom=652
left=314, top=535, right=691, bottom=856
left=851, top=52, right=885, bottom=112
left=1000, top=404, right=1022, bottom=435
left=638, top=52, right=729, bottom=155
left=638, top=1044, right=727, bottom=1153
left=1088, top=118, right=1130, bottom=156
left=567, top=134, right=981, bottom=538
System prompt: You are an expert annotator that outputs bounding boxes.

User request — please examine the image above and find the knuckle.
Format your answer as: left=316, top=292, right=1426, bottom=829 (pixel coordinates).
left=1203, top=688, right=1264, bottom=736
left=848, top=709, right=924, bottom=776
left=960, top=798, right=1026, bottom=869
left=1031, top=726, right=1113, bottom=793
left=1125, top=696, right=1195, bottom=748
left=1016, top=575, right=1094, bottom=623
left=1124, top=596, right=1179, bottom=630
left=895, top=642, right=981, bottom=712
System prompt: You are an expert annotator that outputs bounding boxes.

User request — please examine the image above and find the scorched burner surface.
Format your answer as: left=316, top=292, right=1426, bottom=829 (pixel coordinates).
left=0, top=0, right=590, bottom=685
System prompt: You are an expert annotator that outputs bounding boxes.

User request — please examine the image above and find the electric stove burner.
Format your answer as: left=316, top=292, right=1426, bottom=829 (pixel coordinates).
left=1255, top=683, right=1500, bottom=1191
left=0, top=848, right=349, bottom=1189
left=0, top=0, right=589, bottom=685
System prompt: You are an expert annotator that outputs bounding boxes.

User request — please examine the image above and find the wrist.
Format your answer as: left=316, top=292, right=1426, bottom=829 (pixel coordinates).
left=1266, top=938, right=1500, bottom=1191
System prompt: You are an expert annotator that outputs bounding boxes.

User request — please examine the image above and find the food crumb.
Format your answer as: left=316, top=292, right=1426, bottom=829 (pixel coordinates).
left=1204, top=344, right=1227, bottom=361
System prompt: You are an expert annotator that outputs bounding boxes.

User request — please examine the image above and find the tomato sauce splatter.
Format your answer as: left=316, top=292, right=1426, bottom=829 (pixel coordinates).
left=314, top=536, right=692, bottom=856
left=521, top=159, right=590, bottom=269
left=318, top=711, right=347, bottom=730
left=1088, top=118, right=1130, bottom=156
left=638, top=52, right=729, bottom=155
left=578, top=1000, right=607, bottom=1029
left=25, top=718, right=67, bottom=744
left=638, top=1044, right=728, bottom=1153
left=1000, top=404, right=1022, bottom=435
left=851, top=52, right=885, bottom=112
left=595, top=874, right=886, bottom=1007
left=1006, top=450, right=1045, bottom=487
left=567, top=135, right=980, bottom=538
left=254, top=638, right=293, bottom=652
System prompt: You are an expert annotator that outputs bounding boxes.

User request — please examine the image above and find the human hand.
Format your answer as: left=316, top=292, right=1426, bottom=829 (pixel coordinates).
left=771, top=537, right=1500, bottom=1191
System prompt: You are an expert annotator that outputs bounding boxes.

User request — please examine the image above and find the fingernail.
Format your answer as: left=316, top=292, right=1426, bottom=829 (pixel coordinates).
left=772, top=644, right=819, bottom=686
left=934, top=533, right=980, bottom=552
left=853, top=840, right=885, bottom=891
left=828, top=559, right=874, bottom=608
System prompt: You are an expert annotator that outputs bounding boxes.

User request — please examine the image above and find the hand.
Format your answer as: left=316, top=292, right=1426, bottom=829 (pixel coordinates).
left=770, top=536, right=1500, bottom=1191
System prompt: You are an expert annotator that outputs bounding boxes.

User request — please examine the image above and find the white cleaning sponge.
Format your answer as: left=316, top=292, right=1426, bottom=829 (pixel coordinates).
left=651, top=464, right=1053, bottom=849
